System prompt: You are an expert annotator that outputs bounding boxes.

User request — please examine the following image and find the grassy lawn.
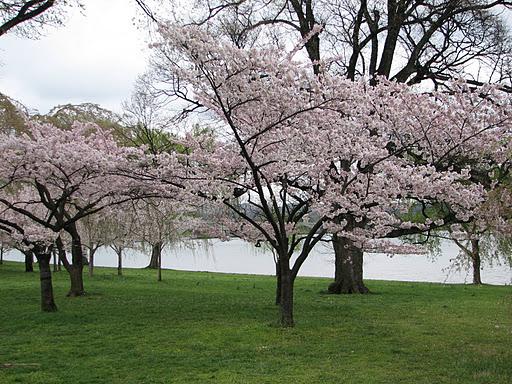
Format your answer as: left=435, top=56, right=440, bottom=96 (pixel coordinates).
left=0, top=261, right=511, bottom=384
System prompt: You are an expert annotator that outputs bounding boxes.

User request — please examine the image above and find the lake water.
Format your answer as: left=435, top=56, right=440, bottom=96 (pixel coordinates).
left=4, top=238, right=512, bottom=285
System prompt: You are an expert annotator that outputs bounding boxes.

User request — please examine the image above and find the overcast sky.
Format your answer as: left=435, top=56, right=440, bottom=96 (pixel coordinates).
left=0, top=2, right=511, bottom=116
left=0, top=0, right=148, bottom=114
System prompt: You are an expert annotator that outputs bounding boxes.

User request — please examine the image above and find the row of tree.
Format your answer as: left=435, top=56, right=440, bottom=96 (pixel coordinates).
left=1, top=59, right=511, bottom=327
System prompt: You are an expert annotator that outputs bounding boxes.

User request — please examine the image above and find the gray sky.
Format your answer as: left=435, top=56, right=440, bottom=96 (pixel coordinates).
left=0, top=2, right=510, bottom=116
left=0, top=0, right=148, bottom=114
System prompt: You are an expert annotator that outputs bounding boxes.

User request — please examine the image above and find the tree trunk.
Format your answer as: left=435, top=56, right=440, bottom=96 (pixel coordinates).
left=157, top=248, right=162, bottom=281
left=35, top=250, right=57, bottom=312
left=67, top=266, right=84, bottom=297
left=278, top=258, right=295, bottom=327
left=147, top=241, right=162, bottom=269
left=117, top=248, right=123, bottom=276
left=69, top=226, right=85, bottom=296
left=88, top=247, right=96, bottom=278
left=0, top=246, right=4, bottom=264
left=23, top=250, right=34, bottom=272
left=471, top=239, right=482, bottom=285
left=328, top=235, right=369, bottom=294
left=275, top=261, right=281, bottom=305
left=52, top=249, right=58, bottom=272
left=59, top=224, right=86, bottom=297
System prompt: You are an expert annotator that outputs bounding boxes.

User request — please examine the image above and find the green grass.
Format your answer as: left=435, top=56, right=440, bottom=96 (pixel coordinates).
left=0, top=261, right=511, bottom=384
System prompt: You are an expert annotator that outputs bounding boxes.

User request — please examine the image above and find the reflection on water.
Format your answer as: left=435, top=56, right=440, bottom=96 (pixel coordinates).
left=4, top=238, right=512, bottom=285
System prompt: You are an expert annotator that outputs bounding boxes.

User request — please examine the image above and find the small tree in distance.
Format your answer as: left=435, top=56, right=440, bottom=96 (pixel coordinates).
left=0, top=120, right=172, bottom=296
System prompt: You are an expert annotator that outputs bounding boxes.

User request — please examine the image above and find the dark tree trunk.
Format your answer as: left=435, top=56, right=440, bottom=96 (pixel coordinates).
left=157, top=248, right=162, bottom=281
left=0, top=246, right=4, bottom=264
left=471, top=239, right=482, bottom=285
left=67, top=266, right=84, bottom=297
left=278, top=258, right=294, bottom=327
left=35, top=250, right=57, bottom=312
left=58, top=223, right=86, bottom=297
left=328, top=235, right=369, bottom=294
left=275, top=261, right=281, bottom=305
left=116, top=248, right=123, bottom=276
left=68, top=225, right=85, bottom=296
left=23, top=250, right=34, bottom=272
left=289, top=0, right=321, bottom=75
left=52, top=249, right=58, bottom=272
left=88, top=247, right=95, bottom=278
left=147, top=241, right=162, bottom=269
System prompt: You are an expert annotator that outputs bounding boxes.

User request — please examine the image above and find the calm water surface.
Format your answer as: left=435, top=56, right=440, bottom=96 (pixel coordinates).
left=4, top=238, right=512, bottom=285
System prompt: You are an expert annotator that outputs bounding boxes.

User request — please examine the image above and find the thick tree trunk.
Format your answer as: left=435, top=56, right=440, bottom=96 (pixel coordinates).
left=278, top=259, right=294, bottom=327
left=69, top=227, right=85, bottom=296
left=67, top=266, right=84, bottom=297
left=328, top=235, right=369, bottom=294
left=23, top=250, right=34, bottom=272
left=147, top=242, right=162, bottom=269
left=117, top=248, right=123, bottom=276
left=0, top=246, right=4, bottom=264
left=471, top=239, right=482, bottom=285
left=59, top=224, right=86, bottom=297
left=35, top=250, right=57, bottom=312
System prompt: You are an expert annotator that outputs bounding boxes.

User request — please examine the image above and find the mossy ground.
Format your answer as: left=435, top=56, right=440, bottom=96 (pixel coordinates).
left=0, top=261, right=510, bottom=383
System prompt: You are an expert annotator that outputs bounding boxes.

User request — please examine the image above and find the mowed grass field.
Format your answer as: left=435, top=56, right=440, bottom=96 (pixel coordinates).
left=0, top=261, right=511, bottom=384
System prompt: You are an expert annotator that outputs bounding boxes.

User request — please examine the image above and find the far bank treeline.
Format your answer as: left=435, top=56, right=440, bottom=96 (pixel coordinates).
left=0, top=0, right=511, bottom=328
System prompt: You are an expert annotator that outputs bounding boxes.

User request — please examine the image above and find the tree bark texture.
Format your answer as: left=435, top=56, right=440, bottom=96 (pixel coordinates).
left=57, top=225, right=85, bottom=297
left=328, top=235, right=370, bottom=294
left=471, top=239, right=482, bottom=285
left=147, top=241, right=162, bottom=269
left=117, top=248, right=123, bottom=276
left=88, top=247, right=96, bottom=278
left=278, top=257, right=294, bottom=327
left=35, top=251, right=57, bottom=312
left=23, top=250, right=34, bottom=272
left=275, top=261, right=281, bottom=305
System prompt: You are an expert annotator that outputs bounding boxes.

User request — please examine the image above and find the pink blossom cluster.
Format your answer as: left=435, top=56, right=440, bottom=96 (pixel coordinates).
left=0, top=24, right=510, bottom=259
left=151, top=24, right=511, bottom=251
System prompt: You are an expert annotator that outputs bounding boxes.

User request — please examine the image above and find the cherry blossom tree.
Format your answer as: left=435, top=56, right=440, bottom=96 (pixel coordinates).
left=78, top=212, right=108, bottom=278
left=132, top=198, right=191, bottom=281
left=0, top=232, right=12, bottom=264
left=138, top=0, right=512, bottom=295
left=0, top=120, right=159, bottom=296
left=101, top=206, right=139, bottom=277
left=447, top=182, right=511, bottom=284
left=0, top=204, right=58, bottom=311
left=152, top=24, right=512, bottom=326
